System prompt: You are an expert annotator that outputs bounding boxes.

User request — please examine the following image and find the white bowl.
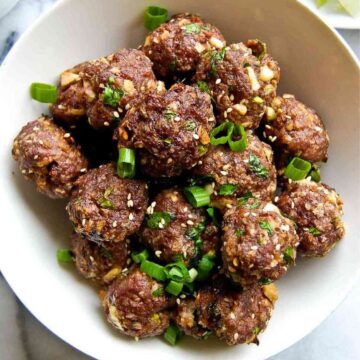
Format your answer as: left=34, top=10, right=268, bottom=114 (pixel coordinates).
left=0, top=0, right=359, bottom=359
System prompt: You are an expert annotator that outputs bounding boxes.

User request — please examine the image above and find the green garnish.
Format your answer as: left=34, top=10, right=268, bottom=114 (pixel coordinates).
left=252, top=326, right=261, bottom=335
left=168, top=58, right=178, bottom=71
left=164, top=324, right=181, bottom=345
left=259, top=220, right=273, bottom=235
left=144, top=6, right=168, bottom=30
left=196, top=254, right=216, bottom=281
left=184, top=23, right=201, bottom=34
left=131, top=249, right=150, bottom=264
left=97, top=187, right=114, bottom=209
left=186, top=223, right=205, bottom=255
left=163, top=108, right=177, bottom=120
left=30, top=83, right=57, bottom=103
left=249, top=153, right=269, bottom=179
left=228, top=124, right=248, bottom=152
left=206, top=207, right=221, bottom=227
left=219, top=184, right=237, bottom=196
left=57, top=249, right=73, bottom=263
left=308, top=226, right=321, bottom=236
left=235, top=229, right=245, bottom=237
left=197, top=145, right=208, bottom=157
left=309, top=166, right=321, bottom=182
left=259, top=277, right=272, bottom=285
left=117, top=148, right=135, bottom=179
left=197, top=81, right=211, bottom=94
left=284, top=157, right=312, bottom=181
left=238, top=191, right=254, bottom=206
left=209, top=47, right=226, bottom=76
left=184, top=186, right=211, bottom=208
left=147, top=212, right=172, bottom=229
left=248, top=199, right=260, bottom=209
left=209, top=122, right=234, bottom=146
left=184, top=120, right=197, bottom=131
left=283, top=246, right=296, bottom=264
left=102, top=84, right=124, bottom=107
left=152, top=287, right=164, bottom=297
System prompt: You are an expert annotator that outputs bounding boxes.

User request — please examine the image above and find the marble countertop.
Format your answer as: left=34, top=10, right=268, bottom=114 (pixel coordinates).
left=0, top=1, right=359, bottom=359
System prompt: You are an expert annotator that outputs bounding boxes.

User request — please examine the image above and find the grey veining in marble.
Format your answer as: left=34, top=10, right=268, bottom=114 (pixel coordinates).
left=0, top=1, right=359, bottom=359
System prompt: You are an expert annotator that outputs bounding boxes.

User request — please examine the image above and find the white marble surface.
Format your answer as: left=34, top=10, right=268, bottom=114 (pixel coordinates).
left=0, top=1, right=359, bottom=359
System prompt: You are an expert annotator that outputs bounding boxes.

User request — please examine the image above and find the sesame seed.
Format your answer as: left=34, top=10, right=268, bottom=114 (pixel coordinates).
left=274, top=196, right=279, bottom=202
left=125, top=104, right=131, bottom=110
left=215, top=78, right=221, bottom=84
left=21, top=169, right=26, bottom=174
left=230, top=312, right=236, bottom=319
left=158, top=223, right=164, bottom=229
left=234, top=333, right=239, bottom=341
left=180, top=294, right=186, bottom=299
left=104, top=121, right=110, bottom=126
left=183, top=207, right=188, bottom=212
left=151, top=201, right=156, bottom=207
left=33, top=126, right=39, bottom=131
left=127, top=200, right=134, bottom=208
left=160, top=218, right=166, bottom=225
left=275, top=244, right=281, bottom=251
left=226, top=204, right=233, bottom=209
left=63, top=133, right=71, bottom=138
left=134, top=336, right=139, bottom=342
left=176, top=298, right=181, bottom=305
left=80, top=168, right=87, bottom=173
left=226, top=107, right=233, bottom=113
left=112, top=221, right=118, bottom=227
left=265, top=124, right=272, bottom=129
left=187, top=220, right=194, bottom=226
left=113, top=111, right=120, bottom=118
left=155, top=250, right=162, bottom=257
left=127, top=193, right=132, bottom=200
left=208, top=116, right=215, bottom=122
left=34, top=155, right=38, bottom=160
left=251, top=245, right=258, bottom=251
left=220, top=170, right=228, bottom=176
left=223, top=111, right=228, bottom=119
left=129, top=213, right=134, bottom=221
left=181, top=223, right=187, bottom=228
left=188, top=214, right=193, bottom=219
left=251, top=313, right=255, bottom=319
left=82, top=219, right=86, bottom=226
left=193, top=133, right=199, bottom=140
left=263, top=131, right=267, bottom=138
left=229, top=94, right=235, bottom=101
left=198, top=160, right=203, bottom=165
left=39, top=140, right=44, bottom=145
left=174, top=116, right=181, bottom=122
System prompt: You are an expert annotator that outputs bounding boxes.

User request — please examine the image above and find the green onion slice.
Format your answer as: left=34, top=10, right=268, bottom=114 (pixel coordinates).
left=284, top=157, right=311, bottom=181
left=196, top=255, right=215, bottom=281
left=164, top=324, right=181, bottom=345
left=147, top=211, right=172, bottom=229
left=144, top=6, right=168, bottom=30
left=140, top=260, right=167, bottom=281
left=131, top=249, right=149, bottom=264
left=206, top=207, right=221, bottom=227
left=165, top=261, right=190, bottom=282
left=30, top=83, right=57, bottom=103
left=228, top=124, right=247, bottom=152
left=184, top=186, right=210, bottom=208
left=165, top=280, right=184, bottom=296
left=309, top=167, right=321, bottom=182
left=209, top=122, right=234, bottom=146
left=117, top=148, right=135, bottom=178
left=57, top=249, right=73, bottom=263
left=219, top=184, right=237, bottom=196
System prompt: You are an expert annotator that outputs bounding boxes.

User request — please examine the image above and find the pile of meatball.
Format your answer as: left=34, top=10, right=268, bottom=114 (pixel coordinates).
left=12, top=13, right=345, bottom=346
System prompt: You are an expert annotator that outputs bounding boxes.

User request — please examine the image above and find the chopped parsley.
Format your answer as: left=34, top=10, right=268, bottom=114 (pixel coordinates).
left=164, top=138, right=172, bottom=146
left=235, top=229, right=245, bottom=237
left=283, top=246, right=295, bottom=264
left=163, top=108, right=177, bottom=121
left=259, top=220, right=273, bottom=236
left=197, top=81, right=211, bottom=94
left=219, top=184, right=237, bottom=196
left=249, top=153, right=269, bottom=179
left=184, top=23, right=201, bottom=34
left=252, top=326, right=261, bottom=335
left=209, top=47, right=226, bottom=76
left=308, top=226, right=321, bottom=236
left=197, top=145, right=208, bottom=157
left=184, top=120, right=197, bottom=131
left=152, top=287, right=164, bottom=297
left=248, top=199, right=260, bottom=209
left=243, top=62, right=251, bottom=68
left=206, top=207, right=221, bottom=227
left=147, top=212, right=173, bottom=229
left=97, top=187, right=115, bottom=209
left=186, top=223, right=206, bottom=255
left=258, top=277, right=272, bottom=285
left=238, top=191, right=254, bottom=206
left=102, top=84, right=124, bottom=108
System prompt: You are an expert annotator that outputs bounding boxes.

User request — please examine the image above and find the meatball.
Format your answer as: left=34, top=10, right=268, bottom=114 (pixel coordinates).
left=193, top=40, right=280, bottom=129
left=51, top=49, right=163, bottom=129
left=12, top=116, right=88, bottom=198
left=277, top=179, right=345, bottom=257
left=140, top=189, right=220, bottom=264
left=222, top=202, right=299, bottom=285
left=117, top=83, right=215, bottom=177
left=67, top=163, right=148, bottom=242
left=142, top=13, right=226, bottom=79
left=71, top=233, right=130, bottom=284
left=196, top=278, right=278, bottom=345
left=193, top=133, right=277, bottom=209
left=264, top=94, right=330, bottom=163
left=102, top=267, right=172, bottom=338
left=173, top=299, right=209, bottom=339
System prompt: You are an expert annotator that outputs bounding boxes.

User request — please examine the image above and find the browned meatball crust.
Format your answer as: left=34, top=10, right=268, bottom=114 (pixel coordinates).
left=71, top=233, right=130, bottom=284
left=67, top=163, right=148, bottom=242
left=51, top=49, right=163, bottom=129
left=193, top=40, right=280, bottom=129
left=173, top=299, right=210, bottom=339
left=193, top=133, right=277, bottom=208
left=222, top=202, right=299, bottom=285
left=12, top=116, right=88, bottom=198
left=117, top=83, right=215, bottom=177
left=140, top=189, right=220, bottom=263
left=102, top=268, right=172, bottom=338
left=277, top=180, right=345, bottom=257
left=264, top=95, right=329, bottom=162
left=142, top=13, right=226, bottom=79
left=196, top=279, right=278, bottom=345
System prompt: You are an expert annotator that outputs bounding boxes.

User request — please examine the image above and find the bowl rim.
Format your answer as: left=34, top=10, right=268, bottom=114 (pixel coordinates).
left=0, top=0, right=359, bottom=359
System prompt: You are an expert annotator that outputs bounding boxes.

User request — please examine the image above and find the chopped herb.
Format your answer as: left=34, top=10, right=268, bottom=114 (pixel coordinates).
left=164, top=324, right=181, bottom=345
left=209, top=47, right=226, bottom=76
left=283, top=246, right=296, bottom=264
left=308, top=226, right=321, bottom=236
left=97, top=187, right=115, bottom=209
left=219, top=184, right=237, bottom=196
left=249, top=153, right=269, bottom=179
left=248, top=199, right=260, bottom=209
left=238, top=191, right=254, bottom=206
left=108, top=76, right=115, bottom=84
left=164, top=138, right=172, bottom=146
left=252, top=326, right=261, bottom=335
left=152, top=287, right=164, bottom=297
left=243, top=62, right=251, bottom=68
left=202, top=331, right=212, bottom=340
left=206, top=207, right=221, bottom=227
left=163, top=108, right=177, bottom=120
left=259, top=277, right=272, bottom=285
left=197, top=81, right=211, bottom=94
left=184, top=23, right=201, bottom=34
left=259, top=220, right=273, bottom=235
left=57, top=249, right=73, bottom=263
left=235, top=229, right=245, bottom=237
left=188, top=174, right=214, bottom=186
left=147, top=212, right=173, bottom=229
left=169, top=58, right=177, bottom=71
left=184, top=120, right=197, bottom=131
left=102, top=84, right=124, bottom=108
left=197, top=145, right=208, bottom=157
left=100, top=247, right=113, bottom=259
left=186, top=223, right=206, bottom=255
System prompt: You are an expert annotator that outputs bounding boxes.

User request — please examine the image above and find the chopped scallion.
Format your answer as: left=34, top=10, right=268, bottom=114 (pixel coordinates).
left=30, top=82, right=57, bottom=103
left=140, top=260, right=167, bottom=281
left=144, top=6, right=168, bottom=30
left=219, top=184, right=237, bottom=196
left=209, top=122, right=234, bottom=146
left=184, top=186, right=210, bottom=208
left=117, top=148, right=135, bottom=178
left=57, top=249, right=73, bottom=263
left=228, top=124, right=247, bottom=152
left=284, top=157, right=311, bottom=181
left=131, top=249, right=149, bottom=264
left=164, top=324, right=181, bottom=345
